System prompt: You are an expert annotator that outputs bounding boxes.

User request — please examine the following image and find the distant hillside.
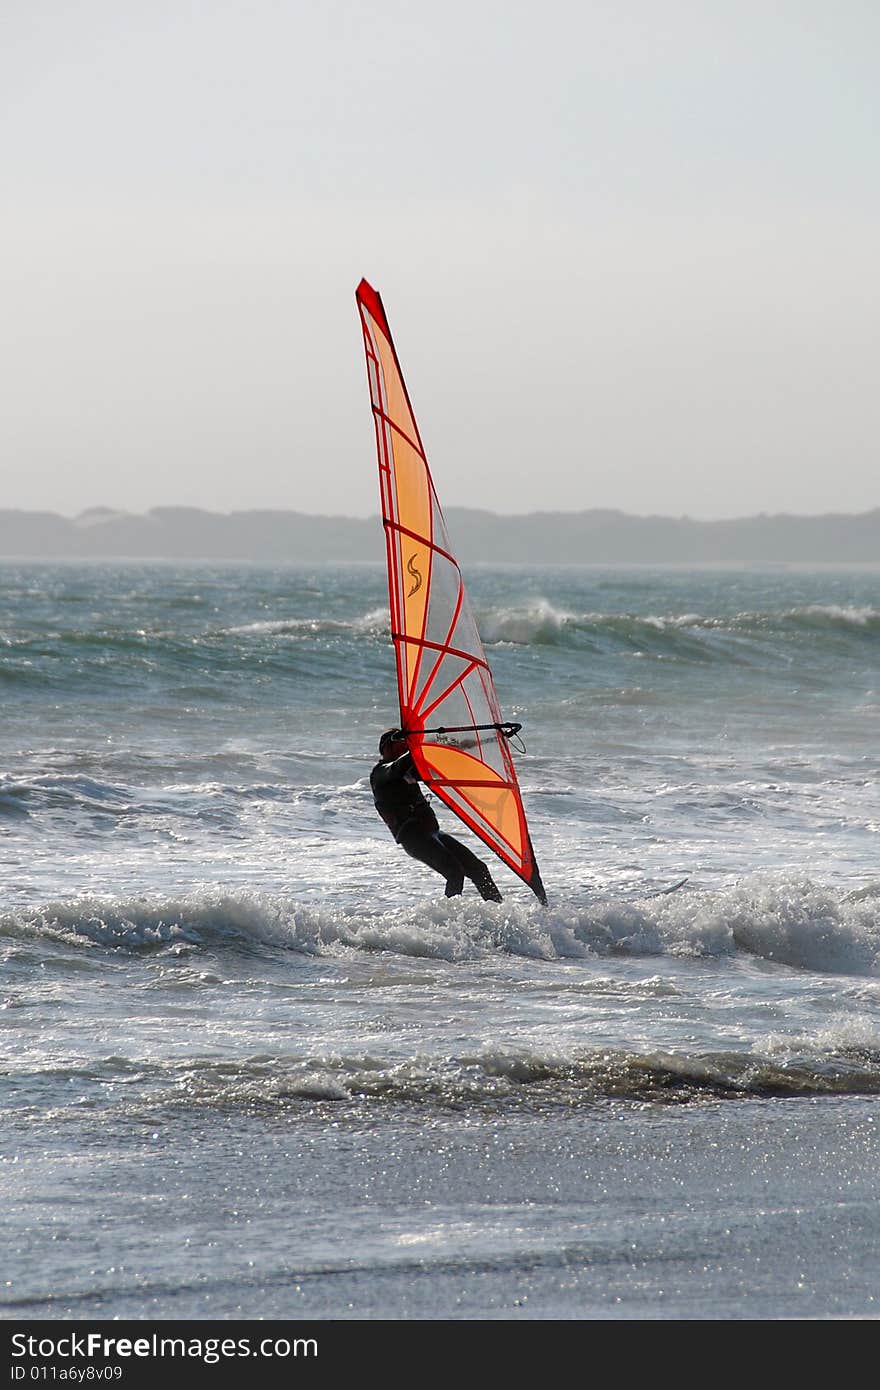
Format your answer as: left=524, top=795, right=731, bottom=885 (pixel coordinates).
left=1, top=505, right=879, bottom=563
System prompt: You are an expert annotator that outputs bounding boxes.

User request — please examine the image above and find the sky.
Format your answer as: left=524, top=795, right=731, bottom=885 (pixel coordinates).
left=1, top=1, right=878, bottom=520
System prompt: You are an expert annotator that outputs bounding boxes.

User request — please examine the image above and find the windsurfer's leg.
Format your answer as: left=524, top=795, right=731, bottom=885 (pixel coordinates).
left=435, top=833, right=503, bottom=902
left=399, top=827, right=464, bottom=896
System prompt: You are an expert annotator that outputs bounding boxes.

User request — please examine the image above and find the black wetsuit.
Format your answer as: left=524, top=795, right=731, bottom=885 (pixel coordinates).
left=370, top=751, right=502, bottom=901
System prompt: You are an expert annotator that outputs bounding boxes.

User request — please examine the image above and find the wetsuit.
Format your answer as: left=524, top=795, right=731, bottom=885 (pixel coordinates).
left=370, top=750, right=502, bottom=901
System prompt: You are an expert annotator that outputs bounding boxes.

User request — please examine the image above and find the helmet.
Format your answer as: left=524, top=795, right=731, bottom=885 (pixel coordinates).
left=378, top=728, right=407, bottom=758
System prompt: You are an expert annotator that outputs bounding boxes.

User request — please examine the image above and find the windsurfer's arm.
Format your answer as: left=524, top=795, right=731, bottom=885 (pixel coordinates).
left=371, top=751, right=419, bottom=789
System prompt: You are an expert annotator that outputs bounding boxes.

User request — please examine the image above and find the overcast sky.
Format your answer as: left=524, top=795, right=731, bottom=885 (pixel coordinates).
left=1, top=1, right=878, bottom=520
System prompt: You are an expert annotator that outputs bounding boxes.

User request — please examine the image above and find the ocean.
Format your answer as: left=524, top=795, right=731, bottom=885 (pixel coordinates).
left=2, top=559, right=879, bottom=1323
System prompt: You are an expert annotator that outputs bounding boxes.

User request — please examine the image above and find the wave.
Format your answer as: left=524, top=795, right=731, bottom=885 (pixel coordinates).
left=790, top=604, right=880, bottom=628
left=473, top=601, right=880, bottom=650
left=224, top=609, right=387, bottom=637
left=5, top=1043, right=880, bottom=1123
left=3, top=875, right=878, bottom=974
left=477, top=600, right=578, bottom=645
left=0, top=771, right=353, bottom=830
left=3, top=605, right=875, bottom=701
left=0, top=772, right=182, bottom=823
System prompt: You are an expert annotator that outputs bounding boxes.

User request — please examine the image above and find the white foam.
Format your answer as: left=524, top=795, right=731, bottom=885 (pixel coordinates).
left=4, top=873, right=877, bottom=974
left=476, top=599, right=576, bottom=645
left=703, top=874, right=880, bottom=974
left=797, top=604, right=879, bottom=626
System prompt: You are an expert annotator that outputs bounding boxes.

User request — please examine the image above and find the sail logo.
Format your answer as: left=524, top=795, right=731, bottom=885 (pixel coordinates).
left=406, top=553, right=423, bottom=597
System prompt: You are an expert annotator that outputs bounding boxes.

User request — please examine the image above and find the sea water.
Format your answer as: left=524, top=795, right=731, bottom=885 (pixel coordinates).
left=1, top=560, right=879, bottom=1321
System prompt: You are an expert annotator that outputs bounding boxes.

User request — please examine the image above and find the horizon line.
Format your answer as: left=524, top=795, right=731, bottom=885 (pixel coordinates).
left=4, top=503, right=880, bottom=526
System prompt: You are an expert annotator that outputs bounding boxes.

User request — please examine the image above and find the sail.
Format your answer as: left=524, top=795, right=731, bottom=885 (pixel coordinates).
left=355, top=278, right=547, bottom=904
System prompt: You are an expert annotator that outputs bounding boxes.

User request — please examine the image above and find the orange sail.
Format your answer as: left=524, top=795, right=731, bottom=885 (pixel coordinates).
left=355, top=278, right=547, bottom=904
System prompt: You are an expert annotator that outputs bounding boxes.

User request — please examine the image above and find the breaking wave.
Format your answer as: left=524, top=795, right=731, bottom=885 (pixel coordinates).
left=5, top=1044, right=880, bottom=1123
left=4, top=874, right=878, bottom=974
left=473, top=601, right=880, bottom=652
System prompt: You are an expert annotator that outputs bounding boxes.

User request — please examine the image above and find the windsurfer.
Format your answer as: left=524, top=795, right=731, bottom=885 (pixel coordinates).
left=371, top=730, right=503, bottom=901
